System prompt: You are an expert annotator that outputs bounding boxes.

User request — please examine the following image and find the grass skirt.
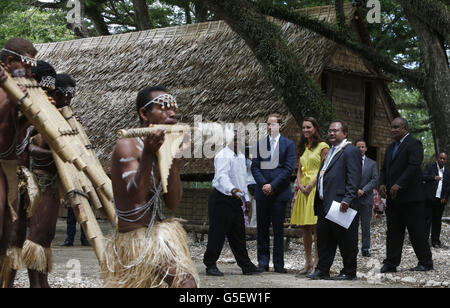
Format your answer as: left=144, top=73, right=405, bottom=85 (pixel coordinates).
left=101, top=218, right=199, bottom=288
left=22, top=240, right=53, bottom=273
left=0, top=255, right=11, bottom=288
left=7, top=246, right=23, bottom=270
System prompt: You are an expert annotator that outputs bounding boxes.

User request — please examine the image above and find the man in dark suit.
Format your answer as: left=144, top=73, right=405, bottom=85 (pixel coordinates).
left=379, top=117, right=433, bottom=273
left=307, top=120, right=361, bottom=281
left=355, top=139, right=378, bottom=257
left=423, top=152, right=449, bottom=248
left=251, top=114, right=296, bottom=273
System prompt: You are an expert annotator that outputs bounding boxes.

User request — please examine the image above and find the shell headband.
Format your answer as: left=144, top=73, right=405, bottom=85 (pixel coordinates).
left=1, top=48, right=37, bottom=67
left=143, top=94, right=178, bottom=110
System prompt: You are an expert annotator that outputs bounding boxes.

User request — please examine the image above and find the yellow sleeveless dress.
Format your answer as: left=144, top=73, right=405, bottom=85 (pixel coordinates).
left=290, top=142, right=329, bottom=226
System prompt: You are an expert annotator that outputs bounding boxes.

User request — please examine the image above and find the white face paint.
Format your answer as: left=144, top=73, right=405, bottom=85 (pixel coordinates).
left=11, top=68, right=26, bottom=77
left=122, top=170, right=137, bottom=179
left=120, top=157, right=135, bottom=163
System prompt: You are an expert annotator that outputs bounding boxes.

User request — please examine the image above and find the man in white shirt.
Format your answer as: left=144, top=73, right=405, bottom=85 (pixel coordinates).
left=203, top=132, right=263, bottom=276
left=423, top=152, right=449, bottom=248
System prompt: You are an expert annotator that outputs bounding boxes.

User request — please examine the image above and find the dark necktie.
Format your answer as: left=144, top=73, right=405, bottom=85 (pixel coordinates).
left=391, top=141, right=400, bottom=160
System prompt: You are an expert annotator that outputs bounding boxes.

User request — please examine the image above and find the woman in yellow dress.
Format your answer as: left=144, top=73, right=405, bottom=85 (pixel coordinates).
left=291, top=117, right=329, bottom=274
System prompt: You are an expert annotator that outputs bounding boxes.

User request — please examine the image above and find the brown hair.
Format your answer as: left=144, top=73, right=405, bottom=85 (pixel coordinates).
left=298, top=117, right=324, bottom=156
left=267, top=113, right=282, bottom=124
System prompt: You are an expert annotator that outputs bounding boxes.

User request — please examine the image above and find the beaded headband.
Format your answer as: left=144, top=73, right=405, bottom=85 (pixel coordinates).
left=1, top=48, right=37, bottom=67
left=39, top=75, right=56, bottom=90
left=143, top=93, right=178, bottom=110
left=57, top=86, right=76, bottom=96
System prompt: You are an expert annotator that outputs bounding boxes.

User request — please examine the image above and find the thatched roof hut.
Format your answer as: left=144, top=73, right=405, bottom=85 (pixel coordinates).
left=36, top=3, right=398, bottom=180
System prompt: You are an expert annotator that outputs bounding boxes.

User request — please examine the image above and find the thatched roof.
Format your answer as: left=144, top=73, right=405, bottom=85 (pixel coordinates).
left=35, top=3, right=391, bottom=178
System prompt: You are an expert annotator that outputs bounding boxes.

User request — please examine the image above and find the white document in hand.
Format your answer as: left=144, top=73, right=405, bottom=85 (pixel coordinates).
left=325, top=200, right=357, bottom=229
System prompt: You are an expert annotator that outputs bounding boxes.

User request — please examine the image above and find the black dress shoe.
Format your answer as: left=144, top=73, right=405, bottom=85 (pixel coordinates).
left=432, top=243, right=441, bottom=249
left=409, top=264, right=433, bottom=272
left=380, top=264, right=397, bottom=273
left=60, top=241, right=73, bottom=247
left=81, top=241, right=91, bottom=247
left=206, top=267, right=224, bottom=276
left=306, top=269, right=330, bottom=280
left=332, top=273, right=356, bottom=281
left=242, top=266, right=264, bottom=275
left=257, top=265, right=270, bottom=272
left=274, top=267, right=288, bottom=274
left=362, top=251, right=371, bottom=257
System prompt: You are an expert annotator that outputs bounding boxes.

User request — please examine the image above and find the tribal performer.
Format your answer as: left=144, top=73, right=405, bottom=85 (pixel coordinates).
left=102, top=85, right=199, bottom=288
left=0, top=38, right=37, bottom=288
left=21, top=61, right=61, bottom=288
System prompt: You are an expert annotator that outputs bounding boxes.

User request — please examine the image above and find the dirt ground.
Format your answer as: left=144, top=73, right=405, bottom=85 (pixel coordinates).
left=10, top=218, right=409, bottom=288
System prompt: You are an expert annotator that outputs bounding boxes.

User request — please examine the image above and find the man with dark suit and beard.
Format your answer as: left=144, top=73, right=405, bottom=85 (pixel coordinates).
left=379, top=117, right=433, bottom=273
left=307, top=120, right=361, bottom=281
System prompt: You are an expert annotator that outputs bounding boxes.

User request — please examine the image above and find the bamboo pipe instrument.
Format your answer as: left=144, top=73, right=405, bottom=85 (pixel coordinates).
left=60, top=107, right=116, bottom=225
left=53, top=153, right=106, bottom=264
left=0, top=67, right=113, bottom=200
left=116, top=124, right=191, bottom=139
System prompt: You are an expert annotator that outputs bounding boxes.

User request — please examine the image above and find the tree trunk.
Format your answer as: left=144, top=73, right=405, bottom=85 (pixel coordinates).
left=405, top=10, right=450, bottom=156
left=132, top=0, right=152, bottom=30
left=184, top=4, right=192, bottom=24
left=200, top=0, right=333, bottom=126
left=193, top=0, right=209, bottom=22
left=85, top=1, right=110, bottom=36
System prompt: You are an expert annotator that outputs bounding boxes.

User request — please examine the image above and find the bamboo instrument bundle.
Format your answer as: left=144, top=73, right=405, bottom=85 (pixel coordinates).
left=53, top=154, right=105, bottom=263
left=60, top=107, right=116, bottom=225
left=0, top=64, right=115, bottom=264
left=0, top=65, right=113, bottom=204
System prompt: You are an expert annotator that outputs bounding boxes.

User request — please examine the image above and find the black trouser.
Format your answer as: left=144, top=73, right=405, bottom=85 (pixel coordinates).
left=425, top=198, right=446, bottom=245
left=256, top=198, right=287, bottom=269
left=316, top=210, right=359, bottom=276
left=384, top=200, right=433, bottom=267
left=66, top=207, right=87, bottom=244
left=203, top=189, right=254, bottom=270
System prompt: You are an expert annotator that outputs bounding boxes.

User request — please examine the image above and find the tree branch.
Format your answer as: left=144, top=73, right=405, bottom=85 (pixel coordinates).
left=254, top=1, right=426, bottom=89
left=334, top=0, right=346, bottom=28
left=199, top=0, right=333, bottom=126
left=85, top=2, right=110, bottom=35
left=132, top=0, right=152, bottom=30
left=396, top=0, right=450, bottom=42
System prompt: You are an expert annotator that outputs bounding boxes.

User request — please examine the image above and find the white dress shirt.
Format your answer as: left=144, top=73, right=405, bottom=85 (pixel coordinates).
left=436, top=162, right=444, bottom=198
left=269, top=134, right=280, bottom=158
left=246, top=158, right=256, bottom=186
left=318, top=139, right=350, bottom=199
left=212, top=146, right=250, bottom=202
